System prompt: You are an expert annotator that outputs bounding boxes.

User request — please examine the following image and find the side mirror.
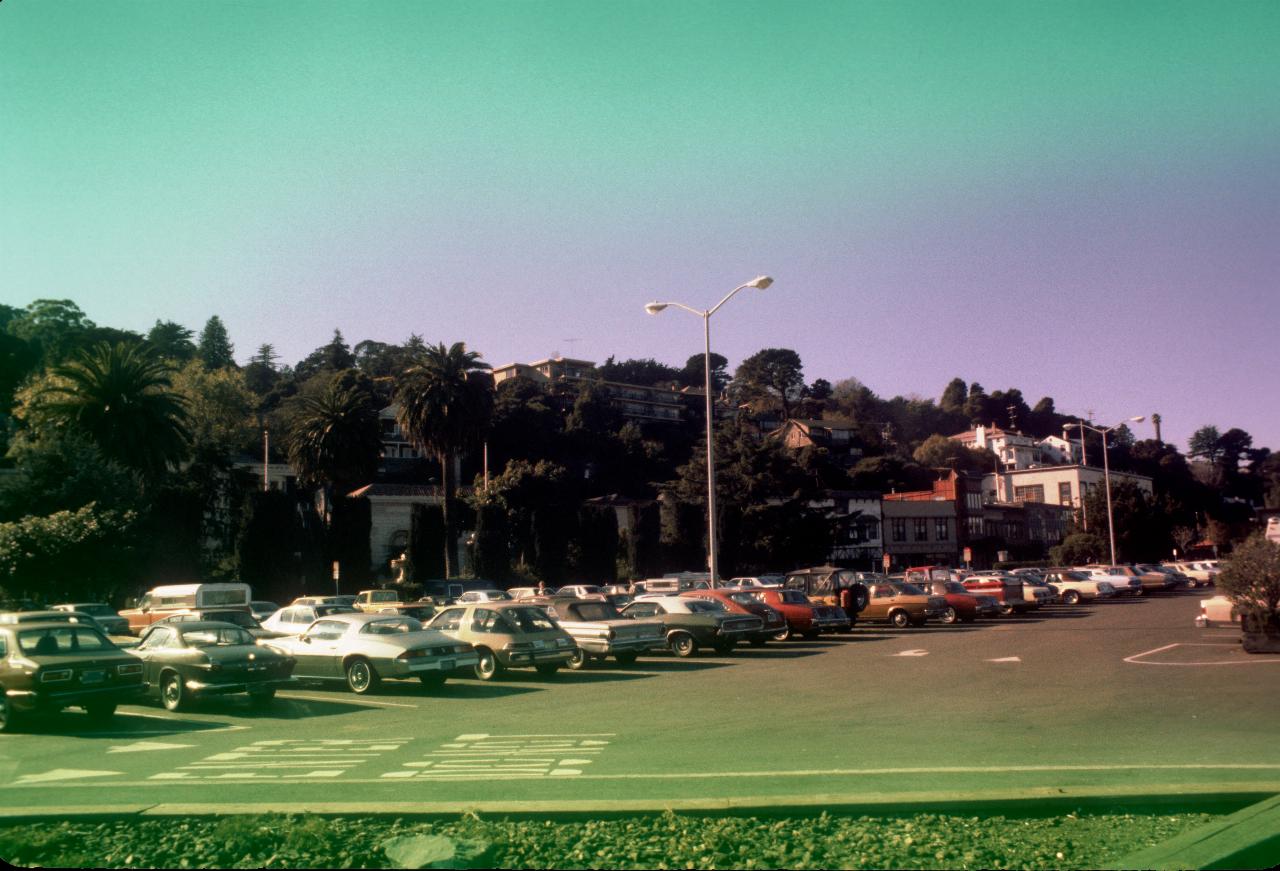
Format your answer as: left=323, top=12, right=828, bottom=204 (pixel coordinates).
left=300, top=635, right=312, bottom=644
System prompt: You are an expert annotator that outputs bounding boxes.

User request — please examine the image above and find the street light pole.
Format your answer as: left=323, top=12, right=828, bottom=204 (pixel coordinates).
left=1065, top=416, right=1144, bottom=566
left=646, top=275, right=773, bottom=582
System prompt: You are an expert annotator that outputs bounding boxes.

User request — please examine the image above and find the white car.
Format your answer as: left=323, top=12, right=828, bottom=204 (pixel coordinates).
left=723, top=576, right=784, bottom=589
left=1195, top=594, right=1238, bottom=628
left=1041, top=569, right=1116, bottom=605
left=1076, top=566, right=1143, bottom=596
left=555, top=585, right=603, bottom=599
left=1168, top=561, right=1217, bottom=587
left=456, top=590, right=512, bottom=604
left=261, top=603, right=356, bottom=636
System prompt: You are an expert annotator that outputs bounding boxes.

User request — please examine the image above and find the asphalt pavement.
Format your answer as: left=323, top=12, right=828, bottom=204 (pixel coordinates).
left=2, top=588, right=1278, bottom=817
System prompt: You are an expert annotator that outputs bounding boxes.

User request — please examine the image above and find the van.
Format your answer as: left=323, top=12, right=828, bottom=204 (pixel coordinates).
left=120, top=582, right=252, bottom=633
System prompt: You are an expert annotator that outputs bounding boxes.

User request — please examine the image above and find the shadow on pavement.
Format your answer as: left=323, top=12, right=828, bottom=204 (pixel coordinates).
left=5, top=708, right=249, bottom=738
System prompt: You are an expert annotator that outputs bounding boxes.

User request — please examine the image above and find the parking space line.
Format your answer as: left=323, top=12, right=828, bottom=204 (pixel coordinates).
left=277, top=693, right=419, bottom=708
left=1125, top=643, right=1280, bottom=666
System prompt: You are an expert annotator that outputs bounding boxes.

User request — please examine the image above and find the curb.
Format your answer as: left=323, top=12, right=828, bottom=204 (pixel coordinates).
left=1107, top=792, right=1280, bottom=870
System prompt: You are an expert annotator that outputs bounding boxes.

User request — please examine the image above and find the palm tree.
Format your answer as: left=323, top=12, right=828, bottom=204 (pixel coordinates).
left=35, top=342, right=190, bottom=483
left=285, top=372, right=384, bottom=516
left=394, top=342, right=493, bottom=577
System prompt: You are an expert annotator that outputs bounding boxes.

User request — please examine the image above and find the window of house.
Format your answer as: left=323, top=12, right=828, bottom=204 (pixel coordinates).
left=1059, top=482, right=1072, bottom=504
left=891, top=518, right=906, bottom=542
left=914, top=518, right=928, bottom=541
left=935, top=518, right=950, bottom=541
left=1014, top=485, right=1045, bottom=504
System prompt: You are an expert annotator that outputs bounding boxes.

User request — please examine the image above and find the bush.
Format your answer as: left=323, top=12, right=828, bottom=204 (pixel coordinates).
left=1217, top=533, right=1280, bottom=630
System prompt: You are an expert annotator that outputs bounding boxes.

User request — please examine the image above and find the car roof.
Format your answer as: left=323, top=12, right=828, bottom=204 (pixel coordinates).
left=164, top=620, right=256, bottom=632
left=0, top=610, right=91, bottom=621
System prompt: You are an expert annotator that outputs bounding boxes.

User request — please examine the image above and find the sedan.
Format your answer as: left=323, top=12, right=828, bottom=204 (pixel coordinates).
left=261, top=603, right=356, bottom=636
left=267, top=613, right=478, bottom=693
left=129, top=621, right=295, bottom=710
left=52, top=603, right=130, bottom=636
left=427, top=603, right=575, bottom=679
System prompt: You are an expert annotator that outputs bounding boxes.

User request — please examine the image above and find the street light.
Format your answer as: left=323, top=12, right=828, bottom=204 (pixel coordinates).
left=645, top=275, right=774, bottom=582
left=1063, top=416, right=1145, bottom=567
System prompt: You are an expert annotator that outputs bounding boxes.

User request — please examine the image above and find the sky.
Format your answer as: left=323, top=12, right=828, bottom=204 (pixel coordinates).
left=2, top=1, right=1277, bottom=453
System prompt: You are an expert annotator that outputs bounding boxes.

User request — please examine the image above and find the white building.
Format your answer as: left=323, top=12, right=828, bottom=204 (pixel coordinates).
left=983, top=465, right=1153, bottom=511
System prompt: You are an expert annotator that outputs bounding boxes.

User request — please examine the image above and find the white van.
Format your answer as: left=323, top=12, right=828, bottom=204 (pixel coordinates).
left=120, top=582, right=252, bottom=633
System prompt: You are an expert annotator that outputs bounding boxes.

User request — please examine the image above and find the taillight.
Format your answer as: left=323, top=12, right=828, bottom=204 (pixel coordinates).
left=117, top=663, right=142, bottom=675
left=40, top=668, right=73, bottom=683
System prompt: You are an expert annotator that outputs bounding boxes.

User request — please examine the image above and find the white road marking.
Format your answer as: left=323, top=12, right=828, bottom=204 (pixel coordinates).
left=107, top=741, right=195, bottom=753
left=1125, top=642, right=1280, bottom=666
left=150, top=737, right=411, bottom=781
left=16, top=769, right=122, bottom=784
left=893, top=649, right=929, bottom=657
left=277, top=693, right=419, bottom=708
left=384, top=733, right=612, bottom=780
left=987, top=657, right=1021, bottom=663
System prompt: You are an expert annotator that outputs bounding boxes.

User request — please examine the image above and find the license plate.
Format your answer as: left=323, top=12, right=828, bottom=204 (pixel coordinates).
left=533, top=640, right=546, bottom=649
left=81, top=670, right=105, bottom=684
left=438, top=659, right=454, bottom=671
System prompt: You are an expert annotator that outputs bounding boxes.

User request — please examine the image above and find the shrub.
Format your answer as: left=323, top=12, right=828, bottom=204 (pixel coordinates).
left=1216, top=533, right=1280, bottom=633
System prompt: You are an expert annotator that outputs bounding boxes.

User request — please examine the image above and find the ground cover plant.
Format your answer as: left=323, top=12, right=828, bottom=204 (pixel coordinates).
left=0, top=809, right=1216, bottom=869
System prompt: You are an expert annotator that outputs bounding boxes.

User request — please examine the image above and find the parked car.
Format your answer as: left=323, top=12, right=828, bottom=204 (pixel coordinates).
left=555, top=585, right=604, bottom=599
left=784, top=565, right=869, bottom=613
left=261, top=603, right=356, bottom=636
left=1195, top=594, right=1239, bottom=628
left=1138, top=564, right=1195, bottom=589
left=143, top=608, right=279, bottom=639
left=911, top=580, right=998, bottom=623
left=291, top=595, right=353, bottom=607
left=540, top=598, right=666, bottom=668
left=720, top=575, right=784, bottom=589
left=250, top=601, right=280, bottom=621
left=960, top=575, right=1033, bottom=614
left=267, top=612, right=478, bottom=692
left=859, top=582, right=948, bottom=627
left=0, top=620, right=144, bottom=731
left=455, top=590, right=513, bottom=604
left=1168, top=561, right=1217, bottom=587
left=1, top=609, right=115, bottom=636
left=368, top=603, right=437, bottom=622
left=119, top=582, right=252, bottom=634
left=427, top=603, right=575, bottom=679
left=681, top=589, right=787, bottom=645
left=1088, top=564, right=1178, bottom=595
left=1076, top=566, right=1143, bottom=597
left=1020, top=577, right=1060, bottom=607
left=620, top=595, right=764, bottom=655
left=1040, top=569, right=1116, bottom=604
left=51, top=603, right=130, bottom=636
left=128, top=621, right=295, bottom=710
left=508, top=587, right=556, bottom=600
left=728, top=588, right=849, bottom=639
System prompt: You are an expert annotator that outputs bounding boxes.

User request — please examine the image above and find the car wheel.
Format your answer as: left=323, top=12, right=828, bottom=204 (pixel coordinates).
left=344, top=657, right=380, bottom=694
left=535, top=662, right=561, bottom=677
left=890, top=610, right=911, bottom=628
left=998, top=603, right=1014, bottom=616
left=474, top=648, right=501, bottom=681
left=1134, top=586, right=1146, bottom=597
left=669, top=632, right=697, bottom=657
left=161, top=672, right=187, bottom=712
left=418, top=673, right=447, bottom=691
left=1063, top=590, right=1081, bottom=605
left=566, top=648, right=589, bottom=670
left=0, top=692, right=15, bottom=733
left=614, top=651, right=639, bottom=666
left=85, top=702, right=117, bottom=722
left=940, top=606, right=958, bottom=625
left=248, top=688, right=276, bottom=706
left=772, top=624, right=793, bottom=642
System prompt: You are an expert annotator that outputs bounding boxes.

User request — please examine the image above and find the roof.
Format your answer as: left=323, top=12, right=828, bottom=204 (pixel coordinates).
left=347, top=483, right=446, bottom=499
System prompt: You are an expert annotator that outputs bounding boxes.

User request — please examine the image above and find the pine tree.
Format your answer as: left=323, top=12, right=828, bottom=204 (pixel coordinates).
left=197, top=316, right=236, bottom=369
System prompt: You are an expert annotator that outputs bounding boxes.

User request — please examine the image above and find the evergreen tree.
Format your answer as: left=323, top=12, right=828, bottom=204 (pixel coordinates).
left=197, top=316, right=236, bottom=369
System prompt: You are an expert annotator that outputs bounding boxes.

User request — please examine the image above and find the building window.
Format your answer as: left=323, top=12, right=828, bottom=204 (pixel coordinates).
left=1059, top=482, right=1072, bottom=505
left=935, top=518, right=950, bottom=541
left=914, top=518, right=928, bottom=541
left=892, top=518, right=906, bottom=542
left=968, top=516, right=984, bottom=537
left=1014, top=484, right=1045, bottom=504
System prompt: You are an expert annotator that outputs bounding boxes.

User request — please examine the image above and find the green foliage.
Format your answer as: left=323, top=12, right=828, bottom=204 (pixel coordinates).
left=1081, top=482, right=1171, bottom=562
left=6, top=298, right=95, bottom=367
left=0, top=811, right=1218, bottom=870
left=0, top=430, right=143, bottom=522
left=1217, top=533, right=1280, bottom=621
left=409, top=503, right=446, bottom=580
left=145, top=320, right=197, bottom=362
left=236, top=490, right=309, bottom=602
left=732, top=347, right=805, bottom=419
left=1049, top=531, right=1109, bottom=566
left=469, top=502, right=510, bottom=581
left=622, top=501, right=661, bottom=580
left=570, top=505, right=619, bottom=584
left=285, top=369, right=383, bottom=497
left=295, top=329, right=357, bottom=381
left=0, top=502, right=139, bottom=602
left=197, top=315, right=236, bottom=370
left=597, top=355, right=680, bottom=386
left=912, top=433, right=995, bottom=472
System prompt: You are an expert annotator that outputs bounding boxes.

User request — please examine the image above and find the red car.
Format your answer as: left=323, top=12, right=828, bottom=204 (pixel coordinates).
left=960, top=575, right=1032, bottom=615
left=680, top=590, right=786, bottom=646
left=726, top=588, right=850, bottom=640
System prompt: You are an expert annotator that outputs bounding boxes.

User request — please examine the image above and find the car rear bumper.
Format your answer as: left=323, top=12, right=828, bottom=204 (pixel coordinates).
left=572, top=635, right=665, bottom=654
left=8, top=682, right=145, bottom=711
left=386, top=653, right=481, bottom=677
left=503, top=650, right=574, bottom=666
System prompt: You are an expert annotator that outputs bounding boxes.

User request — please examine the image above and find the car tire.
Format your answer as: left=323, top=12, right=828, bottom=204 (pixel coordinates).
left=940, top=606, right=958, bottom=625
left=0, top=692, right=15, bottom=733
left=566, top=648, right=589, bottom=670
left=418, top=674, right=447, bottom=691
left=1063, top=590, right=1081, bottom=605
left=249, top=688, right=276, bottom=706
left=535, top=662, right=561, bottom=677
left=1134, top=587, right=1146, bottom=597
left=772, top=624, right=793, bottom=642
left=890, top=610, right=911, bottom=628
left=998, top=603, right=1014, bottom=616
left=344, top=657, right=380, bottom=694
left=161, top=671, right=187, bottom=712
left=669, top=632, right=697, bottom=657
left=474, top=648, right=501, bottom=681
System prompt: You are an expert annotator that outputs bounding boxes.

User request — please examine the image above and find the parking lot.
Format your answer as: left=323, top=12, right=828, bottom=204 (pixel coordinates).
left=2, top=589, right=1278, bottom=816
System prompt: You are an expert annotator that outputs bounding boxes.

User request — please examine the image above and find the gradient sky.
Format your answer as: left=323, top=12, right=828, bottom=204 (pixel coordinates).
left=2, top=1, right=1277, bottom=452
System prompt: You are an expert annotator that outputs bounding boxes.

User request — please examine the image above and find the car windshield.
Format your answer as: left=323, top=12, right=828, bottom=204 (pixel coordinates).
left=314, top=605, right=354, bottom=617
left=685, top=599, right=727, bottom=613
left=205, top=611, right=258, bottom=628
left=943, top=582, right=970, bottom=594
left=361, top=617, right=423, bottom=634
left=778, top=590, right=810, bottom=604
left=569, top=602, right=622, bottom=621
left=900, top=583, right=926, bottom=595
left=72, top=604, right=113, bottom=616
left=503, top=607, right=557, bottom=633
left=182, top=627, right=255, bottom=647
left=727, top=592, right=756, bottom=606
left=18, top=626, right=112, bottom=653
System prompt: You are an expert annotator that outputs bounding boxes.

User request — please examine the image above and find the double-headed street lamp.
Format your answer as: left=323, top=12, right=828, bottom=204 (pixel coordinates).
left=645, top=275, right=774, bottom=582
left=1063, top=416, right=1145, bottom=567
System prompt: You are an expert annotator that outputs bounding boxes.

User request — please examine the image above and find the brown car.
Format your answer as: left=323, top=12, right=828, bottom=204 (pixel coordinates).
left=859, top=582, right=949, bottom=628
left=0, top=620, right=145, bottom=731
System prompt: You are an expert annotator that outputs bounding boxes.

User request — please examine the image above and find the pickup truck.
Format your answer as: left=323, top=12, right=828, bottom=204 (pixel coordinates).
left=540, top=599, right=666, bottom=668
left=352, top=589, right=427, bottom=614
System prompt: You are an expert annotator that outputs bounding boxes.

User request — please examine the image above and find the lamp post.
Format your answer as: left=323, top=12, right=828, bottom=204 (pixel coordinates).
left=1064, top=416, right=1145, bottom=566
left=645, top=275, right=774, bottom=582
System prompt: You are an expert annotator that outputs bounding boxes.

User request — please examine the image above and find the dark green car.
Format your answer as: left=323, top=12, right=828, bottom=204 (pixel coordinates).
left=130, top=621, right=296, bottom=710
left=0, top=621, right=144, bottom=731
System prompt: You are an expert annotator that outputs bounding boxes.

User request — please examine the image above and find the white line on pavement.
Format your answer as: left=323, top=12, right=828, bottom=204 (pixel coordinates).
left=277, top=693, right=419, bottom=708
